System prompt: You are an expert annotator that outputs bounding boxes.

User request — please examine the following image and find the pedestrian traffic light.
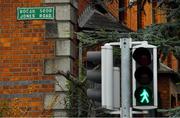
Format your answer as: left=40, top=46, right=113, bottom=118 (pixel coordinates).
left=86, top=44, right=115, bottom=110
left=86, top=51, right=101, bottom=102
left=132, top=44, right=158, bottom=110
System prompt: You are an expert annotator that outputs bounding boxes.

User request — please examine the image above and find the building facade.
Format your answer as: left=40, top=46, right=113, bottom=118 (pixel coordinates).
left=78, top=0, right=180, bottom=116
left=0, top=0, right=179, bottom=117
left=0, top=0, right=78, bottom=117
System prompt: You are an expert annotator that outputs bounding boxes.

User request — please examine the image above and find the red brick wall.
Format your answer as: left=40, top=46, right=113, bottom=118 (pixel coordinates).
left=105, top=0, right=119, bottom=20
left=140, top=2, right=153, bottom=28
left=161, top=52, right=178, bottom=72
left=0, top=0, right=55, bottom=117
left=78, top=0, right=119, bottom=20
left=119, top=0, right=138, bottom=31
left=126, top=5, right=138, bottom=31
left=121, top=1, right=178, bottom=72
left=78, top=0, right=90, bottom=15
left=121, top=0, right=167, bottom=30
left=122, top=2, right=153, bottom=30
left=154, top=3, right=167, bottom=24
left=158, top=75, right=170, bottom=108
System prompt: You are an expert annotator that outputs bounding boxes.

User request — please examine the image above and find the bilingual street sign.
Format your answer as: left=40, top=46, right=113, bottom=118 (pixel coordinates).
left=17, top=7, right=55, bottom=20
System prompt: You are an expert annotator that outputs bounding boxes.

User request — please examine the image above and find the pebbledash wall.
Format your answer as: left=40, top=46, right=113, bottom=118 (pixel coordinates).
left=0, top=0, right=77, bottom=117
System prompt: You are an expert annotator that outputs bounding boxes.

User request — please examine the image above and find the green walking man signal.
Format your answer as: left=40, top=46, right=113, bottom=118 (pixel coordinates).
left=140, top=89, right=150, bottom=104
left=135, top=87, right=152, bottom=105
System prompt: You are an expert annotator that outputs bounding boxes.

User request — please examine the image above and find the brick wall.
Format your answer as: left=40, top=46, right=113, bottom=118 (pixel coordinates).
left=161, top=52, right=178, bottom=72
left=122, top=0, right=138, bottom=31
left=78, top=0, right=90, bottom=15
left=121, top=0, right=178, bottom=73
left=170, top=80, right=178, bottom=107
left=154, top=5, right=167, bottom=24
left=121, top=0, right=168, bottom=30
left=105, top=0, right=119, bottom=20
left=78, top=0, right=119, bottom=20
left=158, top=75, right=170, bottom=109
left=126, top=5, right=138, bottom=31
left=140, top=2, right=153, bottom=28
left=0, top=0, right=55, bottom=117
left=123, top=1, right=153, bottom=30
left=167, top=52, right=178, bottom=72
left=158, top=74, right=179, bottom=110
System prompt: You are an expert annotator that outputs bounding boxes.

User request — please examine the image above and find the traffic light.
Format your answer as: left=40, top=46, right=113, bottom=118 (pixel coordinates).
left=86, top=44, right=115, bottom=110
left=132, top=44, right=158, bottom=110
left=86, top=51, right=101, bottom=102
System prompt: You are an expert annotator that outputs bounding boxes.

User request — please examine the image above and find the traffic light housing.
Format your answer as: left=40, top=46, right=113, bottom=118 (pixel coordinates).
left=132, top=44, right=158, bottom=110
left=86, top=51, right=101, bottom=102
left=86, top=44, right=115, bottom=110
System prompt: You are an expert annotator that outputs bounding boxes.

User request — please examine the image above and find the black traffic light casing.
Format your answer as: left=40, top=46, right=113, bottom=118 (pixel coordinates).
left=86, top=51, right=101, bottom=102
left=132, top=44, right=158, bottom=110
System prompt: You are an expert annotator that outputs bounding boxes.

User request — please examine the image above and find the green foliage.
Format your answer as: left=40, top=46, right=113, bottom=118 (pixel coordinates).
left=77, top=30, right=121, bottom=47
left=73, top=0, right=180, bottom=117
left=64, top=69, right=117, bottom=117
left=65, top=72, right=93, bottom=117
left=80, top=0, right=180, bottom=59
left=78, top=22, right=179, bottom=59
left=137, top=0, right=180, bottom=59
left=158, top=107, right=180, bottom=117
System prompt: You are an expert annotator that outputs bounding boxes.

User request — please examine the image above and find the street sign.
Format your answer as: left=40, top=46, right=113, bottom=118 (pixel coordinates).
left=17, top=7, right=55, bottom=20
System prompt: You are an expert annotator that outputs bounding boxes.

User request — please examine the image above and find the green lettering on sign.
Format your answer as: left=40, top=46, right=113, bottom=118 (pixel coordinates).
left=17, top=7, right=55, bottom=20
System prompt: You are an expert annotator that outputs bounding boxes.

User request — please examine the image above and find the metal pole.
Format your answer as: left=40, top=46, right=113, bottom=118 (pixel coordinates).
left=78, top=42, right=82, bottom=116
left=121, top=38, right=131, bottom=118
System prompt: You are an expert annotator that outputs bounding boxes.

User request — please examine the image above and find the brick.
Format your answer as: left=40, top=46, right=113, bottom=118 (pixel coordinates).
left=78, top=0, right=90, bottom=15
left=0, top=1, right=55, bottom=117
left=27, top=112, right=42, bottom=117
left=3, top=68, right=10, bottom=72
left=0, top=0, right=78, bottom=117
left=105, top=0, right=119, bottom=20
left=31, top=102, right=42, bottom=107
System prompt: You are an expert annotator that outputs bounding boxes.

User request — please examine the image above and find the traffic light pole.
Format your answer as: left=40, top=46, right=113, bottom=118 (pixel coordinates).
left=120, top=38, right=131, bottom=118
left=94, top=39, right=152, bottom=117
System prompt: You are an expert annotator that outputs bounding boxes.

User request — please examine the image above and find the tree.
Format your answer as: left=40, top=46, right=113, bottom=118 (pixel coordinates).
left=77, top=0, right=180, bottom=117
left=137, top=0, right=180, bottom=59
